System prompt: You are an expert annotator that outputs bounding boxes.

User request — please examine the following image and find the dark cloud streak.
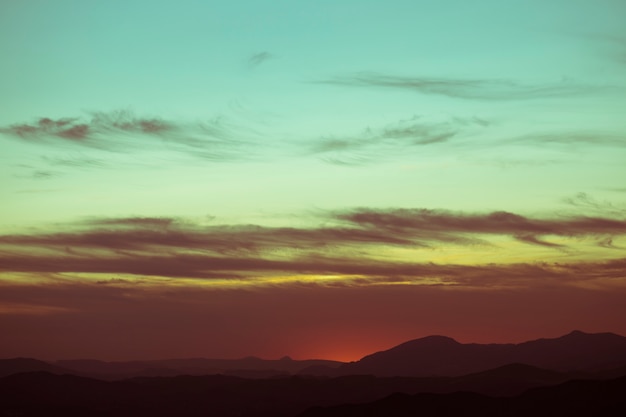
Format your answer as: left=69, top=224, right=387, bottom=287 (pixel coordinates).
left=1, top=249, right=625, bottom=289
left=0, top=208, right=625, bottom=285
left=310, top=116, right=484, bottom=165
left=337, top=208, right=626, bottom=243
left=1, top=110, right=254, bottom=161
left=248, top=51, right=274, bottom=68
left=318, top=72, right=605, bottom=100
left=2, top=209, right=625, bottom=258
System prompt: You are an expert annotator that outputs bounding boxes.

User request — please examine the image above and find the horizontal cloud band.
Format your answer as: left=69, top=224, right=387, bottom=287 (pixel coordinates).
left=1, top=207, right=624, bottom=287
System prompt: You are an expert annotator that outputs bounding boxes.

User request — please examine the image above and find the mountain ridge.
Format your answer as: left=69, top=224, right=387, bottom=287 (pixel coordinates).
left=329, top=330, right=626, bottom=377
left=3, top=330, right=625, bottom=379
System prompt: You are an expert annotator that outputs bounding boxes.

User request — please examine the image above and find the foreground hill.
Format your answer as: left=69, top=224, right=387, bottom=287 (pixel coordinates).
left=332, top=330, right=626, bottom=377
left=1, top=369, right=625, bottom=417
left=299, top=376, right=626, bottom=417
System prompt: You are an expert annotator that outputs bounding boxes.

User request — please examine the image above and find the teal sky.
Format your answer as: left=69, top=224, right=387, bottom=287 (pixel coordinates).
left=2, top=0, right=626, bottom=225
left=1, top=1, right=626, bottom=360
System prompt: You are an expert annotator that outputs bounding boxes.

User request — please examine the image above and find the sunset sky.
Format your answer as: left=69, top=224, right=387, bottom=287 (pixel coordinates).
left=1, top=0, right=626, bottom=362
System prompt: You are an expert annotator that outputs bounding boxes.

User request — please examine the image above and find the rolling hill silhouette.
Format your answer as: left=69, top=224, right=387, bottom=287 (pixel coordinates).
left=2, top=370, right=625, bottom=417
left=2, top=331, right=626, bottom=416
left=298, top=376, right=626, bottom=417
left=54, top=357, right=343, bottom=379
left=0, top=358, right=71, bottom=378
left=330, top=330, right=626, bottom=377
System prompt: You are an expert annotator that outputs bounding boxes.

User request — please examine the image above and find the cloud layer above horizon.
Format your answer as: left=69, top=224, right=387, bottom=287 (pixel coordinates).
left=1, top=0, right=625, bottom=361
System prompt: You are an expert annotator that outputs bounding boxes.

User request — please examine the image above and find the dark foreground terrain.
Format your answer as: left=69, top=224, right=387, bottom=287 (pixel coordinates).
left=1, top=368, right=625, bottom=417
left=299, top=376, right=626, bottom=417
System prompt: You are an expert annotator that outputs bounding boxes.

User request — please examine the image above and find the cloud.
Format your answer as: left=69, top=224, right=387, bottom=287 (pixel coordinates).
left=2, top=209, right=624, bottom=259
left=88, top=217, right=177, bottom=229
left=513, top=234, right=564, bottom=248
left=5, top=117, right=90, bottom=140
left=0, top=110, right=255, bottom=161
left=562, top=192, right=626, bottom=217
left=0, top=301, right=74, bottom=315
left=248, top=51, right=274, bottom=68
left=336, top=208, right=626, bottom=246
left=26, top=170, right=61, bottom=180
left=0, top=208, right=625, bottom=286
left=310, top=115, right=485, bottom=165
left=42, top=155, right=108, bottom=169
left=518, top=131, right=626, bottom=147
left=2, top=112, right=169, bottom=142
left=0, top=248, right=624, bottom=290
left=0, top=216, right=414, bottom=256
left=317, top=72, right=604, bottom=100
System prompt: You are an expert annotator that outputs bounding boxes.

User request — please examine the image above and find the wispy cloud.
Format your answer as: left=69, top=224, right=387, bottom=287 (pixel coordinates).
left=1, top=248, right=624, bottom=290
left=5, top=117, right=90, bottom=140
left=310, top=116, right=486, bottom=165
left=318, top=72, right=605, bottom=100
left=0, top=208, right=624, bottom=286
left=562, top=192, right=626, bottom=217
left=27, top=170, right=61, bottom=180
left=0, top=216, right=413, bottom=256
left=42, top=155, right=108, bottom=169
left=2, top=113, right=167, bottom=142
left=248, top=51, right=274, bottom=68
left=517, top=131, right=626, bottom=147
left=0, top=110, right=257, bottom=161
left=336, top=208, right=626, bottom=247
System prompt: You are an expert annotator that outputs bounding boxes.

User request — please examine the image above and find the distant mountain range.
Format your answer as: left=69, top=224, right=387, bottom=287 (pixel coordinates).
left=308, top=330, right=626, bottom=377
left=1, top=356, right=343, bottom=380
left=2, top=330, right=626, bottom=380
left=1, top=331, right=626, bottom=416
left=0, top=357, right=69, bottom=378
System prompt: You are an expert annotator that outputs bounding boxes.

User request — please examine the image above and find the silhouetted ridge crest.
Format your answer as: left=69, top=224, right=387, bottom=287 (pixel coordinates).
left=396, top=335, right=460, bottom=348
left=336, top=331, right=626, bottom=377
left=0, top=358, right=70, bottom=378
left=559, top=330, right=623, bottom=340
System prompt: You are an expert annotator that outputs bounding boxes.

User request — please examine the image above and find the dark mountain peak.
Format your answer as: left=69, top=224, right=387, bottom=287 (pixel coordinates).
left=422, top=335, right=459, bottom=343
left=0, top=358, right=69, bottom=378
left=356, top=335, right=460, bottom=362
left=339, top=330, right=626, bottom=377
left=1, top=357, right=47, bottom=365
left=557, top=330, right=594, bottom=340
left=559, top=330, right=622, bottom=340
left=521, top=330, right=626, bottom=351
left=396, top=335, right=460, bottom=349
left=516, top=330, right=625, bottom=346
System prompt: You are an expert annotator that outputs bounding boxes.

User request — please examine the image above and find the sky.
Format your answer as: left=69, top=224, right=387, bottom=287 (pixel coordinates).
left=1, top=0, right=626, bottom=362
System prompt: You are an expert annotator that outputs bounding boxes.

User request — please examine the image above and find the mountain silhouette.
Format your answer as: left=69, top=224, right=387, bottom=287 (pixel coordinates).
left=3, top=331, right=626, bottom=415
left=331, top=330, right=626, bottom=377
left=0, top=358, right=71, bottom=378
left=55, top=357, right=343, bottom=379
left=444, top=363, right=577, bottom=396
